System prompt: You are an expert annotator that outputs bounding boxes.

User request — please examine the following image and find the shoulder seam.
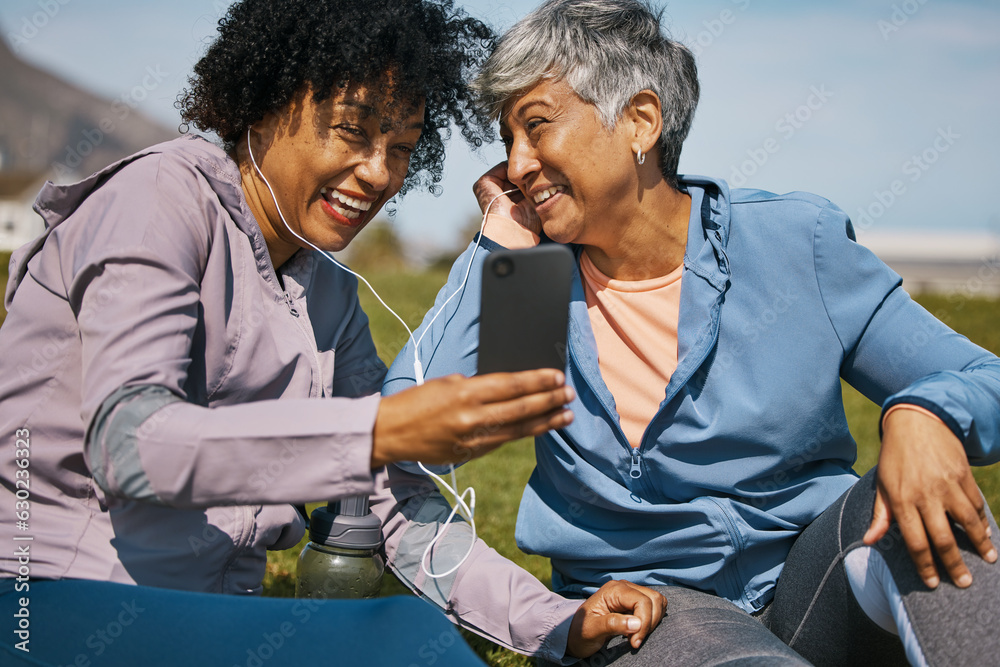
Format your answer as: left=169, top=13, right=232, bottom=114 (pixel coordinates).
left=812, top=203, right=849, bottom=355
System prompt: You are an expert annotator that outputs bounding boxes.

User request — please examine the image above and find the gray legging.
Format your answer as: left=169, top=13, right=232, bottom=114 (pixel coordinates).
left=539, top=468, right=1000, bottom=666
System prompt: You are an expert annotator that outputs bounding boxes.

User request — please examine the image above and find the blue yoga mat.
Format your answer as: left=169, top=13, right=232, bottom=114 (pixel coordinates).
left=1, top=579, right=486, bottom=666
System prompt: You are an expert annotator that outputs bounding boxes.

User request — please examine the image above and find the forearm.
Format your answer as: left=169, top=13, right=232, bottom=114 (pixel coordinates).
left=838, top=286, right=1000, bottom=464
left=881, top=359, right=1000, bottom=464
left=87, top=384, right=379, bottom=508
left=371, top=465, right=582, bottom=662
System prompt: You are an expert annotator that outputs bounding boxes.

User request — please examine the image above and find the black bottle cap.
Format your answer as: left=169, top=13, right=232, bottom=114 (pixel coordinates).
left=308, top=495, right=383, bottom=550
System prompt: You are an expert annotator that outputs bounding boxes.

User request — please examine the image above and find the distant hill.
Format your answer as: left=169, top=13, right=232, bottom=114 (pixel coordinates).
left=0, top=34, right=178, bottom=179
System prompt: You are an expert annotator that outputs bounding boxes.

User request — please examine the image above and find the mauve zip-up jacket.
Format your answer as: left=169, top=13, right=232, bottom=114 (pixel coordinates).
left=0, top=136, right=584, bottom=661
left=0, top=136, right=388, bottom=593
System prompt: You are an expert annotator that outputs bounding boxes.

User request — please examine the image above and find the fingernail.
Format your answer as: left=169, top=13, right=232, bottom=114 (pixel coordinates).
left=925, top=576, right=940, bottom=589
left=987, top=549, right=998, bottom=564
left=626, top=617, right=640, bottom=632
left=957, top=573, right=972, bottom=588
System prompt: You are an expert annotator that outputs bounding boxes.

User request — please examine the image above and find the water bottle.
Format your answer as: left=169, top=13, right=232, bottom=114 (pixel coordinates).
left=295, top=495, right=384, bottom=599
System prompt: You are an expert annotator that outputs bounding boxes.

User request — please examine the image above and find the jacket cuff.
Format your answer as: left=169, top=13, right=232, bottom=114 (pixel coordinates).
left=537, top=598, right=587, bottom=664
left=880, top=403, right=945, bottom=430
left=481, top=214, right=540, bottom=250
left=879, top=395, right=965, bottom=446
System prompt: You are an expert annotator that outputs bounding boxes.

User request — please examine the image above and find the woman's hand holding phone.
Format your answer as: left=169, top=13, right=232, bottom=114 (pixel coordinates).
left=371, top=370, right=574, bottom=468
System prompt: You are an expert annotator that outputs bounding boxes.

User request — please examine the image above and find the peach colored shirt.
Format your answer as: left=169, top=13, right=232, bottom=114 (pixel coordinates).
left=580, top=251, right=683, bottom=449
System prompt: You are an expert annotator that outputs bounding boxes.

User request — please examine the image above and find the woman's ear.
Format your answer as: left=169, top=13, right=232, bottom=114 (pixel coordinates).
left=248, top=112, right=280, bottom=156
left=627, top=90, right=663, bottom=157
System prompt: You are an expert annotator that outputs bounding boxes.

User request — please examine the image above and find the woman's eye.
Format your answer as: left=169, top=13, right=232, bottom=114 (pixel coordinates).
left=525, top=119, right=546, bottom=132
left=334, top=124, right=365, bottom=139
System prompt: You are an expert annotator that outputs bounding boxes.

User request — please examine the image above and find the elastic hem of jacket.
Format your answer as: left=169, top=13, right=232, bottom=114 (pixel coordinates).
left=473, top=232, right=506, bottom=252
left=879, top=396, right=965, bottom=447
left=478, top=230, right=562, bottom=252
left=87, top=384, right=183, bottom=503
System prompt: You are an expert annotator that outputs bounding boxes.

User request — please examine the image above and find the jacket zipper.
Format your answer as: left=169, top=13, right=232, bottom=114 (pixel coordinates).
left=265, top=252, right=324, bottom=398
left=621, top=226, right=728, bottom=492
left=632, top=280, right=727, bottom=493
left=629, top=448, right=643, bottom=479
left=569, top=347, right=649, bottom=493
left=566, top=249, right=648, bottom=491
left=283, top=292, right=299, bottom=318
left=284, top=291, right=327, bottom=398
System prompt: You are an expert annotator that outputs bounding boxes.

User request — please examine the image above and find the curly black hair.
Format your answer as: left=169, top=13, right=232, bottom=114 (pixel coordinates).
left=178, top=0, right=495, bottom=195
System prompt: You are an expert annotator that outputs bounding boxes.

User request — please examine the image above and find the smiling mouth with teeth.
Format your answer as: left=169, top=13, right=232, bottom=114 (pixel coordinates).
left=320, top=187, right=374, bottom=221
left=533, top=185, right=565, bottom=205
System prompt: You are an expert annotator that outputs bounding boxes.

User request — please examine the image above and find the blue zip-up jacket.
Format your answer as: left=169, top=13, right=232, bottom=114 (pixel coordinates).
left=383, top=176, right=1000, bottom=613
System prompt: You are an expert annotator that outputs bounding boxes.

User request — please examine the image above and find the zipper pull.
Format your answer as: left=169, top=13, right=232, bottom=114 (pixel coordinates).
left=284, top=293, right=299, bottom=317
left=629, top=448, right=642, bottom=479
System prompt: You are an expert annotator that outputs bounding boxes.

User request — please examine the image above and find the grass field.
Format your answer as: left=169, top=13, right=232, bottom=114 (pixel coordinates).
left=1, top=252, right=998, bottom=666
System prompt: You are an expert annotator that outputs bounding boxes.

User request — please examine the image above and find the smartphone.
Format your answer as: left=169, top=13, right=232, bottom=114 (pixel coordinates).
left=477, top=244, right=574, bottom=375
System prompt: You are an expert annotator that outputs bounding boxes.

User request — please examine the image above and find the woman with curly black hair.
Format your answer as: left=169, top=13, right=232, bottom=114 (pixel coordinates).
left=0, top=0, right=602, bottom=663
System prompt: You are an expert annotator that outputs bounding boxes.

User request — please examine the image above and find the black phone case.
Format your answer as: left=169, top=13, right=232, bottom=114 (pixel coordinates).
left=477, top=245, right=574, bottom=375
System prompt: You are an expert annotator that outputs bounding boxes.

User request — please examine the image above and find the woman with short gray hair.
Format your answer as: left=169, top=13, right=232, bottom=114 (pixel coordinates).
left=474, top=0, right=698, bottom=186
left=384, top=0, right=1000, bottom=664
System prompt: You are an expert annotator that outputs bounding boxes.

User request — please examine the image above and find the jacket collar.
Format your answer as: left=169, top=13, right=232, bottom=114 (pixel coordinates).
left=564, top=174, right=734, bottom=446
left=677, top=174, right=732, bottom=292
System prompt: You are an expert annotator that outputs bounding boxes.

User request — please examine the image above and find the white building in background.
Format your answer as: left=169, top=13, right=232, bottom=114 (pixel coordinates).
left=0, top=171, right=46, bottom=253
left=858, top=230, right=1000, bottom=298
left=0, top=32, right=175, bottom=254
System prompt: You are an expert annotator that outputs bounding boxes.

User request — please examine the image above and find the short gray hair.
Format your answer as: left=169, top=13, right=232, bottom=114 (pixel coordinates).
left=474, top=0, right=699, bottom=186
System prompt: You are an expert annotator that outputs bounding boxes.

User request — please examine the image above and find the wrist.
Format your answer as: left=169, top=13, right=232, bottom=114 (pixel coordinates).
left=370, top=397, right=396, bottom=469
left=482, top=214, right=540, bottom=249
left=882, top=403, right=945, bottom=431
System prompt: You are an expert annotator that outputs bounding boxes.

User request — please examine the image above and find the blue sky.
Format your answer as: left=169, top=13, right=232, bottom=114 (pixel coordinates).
left=2, top=0, right=998, bottom=254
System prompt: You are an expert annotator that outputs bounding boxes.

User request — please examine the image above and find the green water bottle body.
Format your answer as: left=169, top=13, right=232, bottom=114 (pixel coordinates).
left=295, top=541, right=384, bottom=600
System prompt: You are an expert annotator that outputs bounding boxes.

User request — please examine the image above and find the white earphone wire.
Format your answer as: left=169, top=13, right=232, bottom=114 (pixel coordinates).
left=246, top=127, right=519, bottom=579
left=245, top=128, right=421, bottom=372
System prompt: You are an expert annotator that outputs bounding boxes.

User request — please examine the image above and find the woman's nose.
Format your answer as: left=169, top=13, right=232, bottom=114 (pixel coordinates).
left=505, top=137, right=540, bottom=187
left=355, top=148, right=392, bottom=192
